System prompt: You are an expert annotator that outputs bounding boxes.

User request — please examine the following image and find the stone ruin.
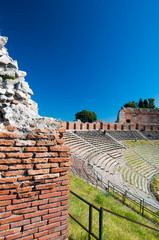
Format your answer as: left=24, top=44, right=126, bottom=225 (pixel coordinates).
left=0, top=36, right=70, bottom=239
left=0, top=36, right=60, bottom=133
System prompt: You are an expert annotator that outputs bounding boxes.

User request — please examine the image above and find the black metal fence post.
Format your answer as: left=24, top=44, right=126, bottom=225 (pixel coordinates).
left=142, top=199, right=145, bottom=216
left=88, top=205, right=92, bottom=240
left=99, top=207, right=103, bottom=240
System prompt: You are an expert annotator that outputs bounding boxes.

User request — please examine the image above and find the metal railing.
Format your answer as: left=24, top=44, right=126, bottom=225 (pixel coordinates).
left=88, top=163, right=159, bottom=219
left=69, top=190, right=159, bottom=240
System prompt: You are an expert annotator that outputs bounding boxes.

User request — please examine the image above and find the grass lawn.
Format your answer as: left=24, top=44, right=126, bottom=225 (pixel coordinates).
left=69, top=173, right=159, bottom=240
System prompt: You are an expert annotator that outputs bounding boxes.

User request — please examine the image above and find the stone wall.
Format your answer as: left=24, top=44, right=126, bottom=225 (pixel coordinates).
left=117, top=107, right=159, bottom=124
left=61, top=121, right=159, bottom=131
left=0, top=126, right=71, bottom=239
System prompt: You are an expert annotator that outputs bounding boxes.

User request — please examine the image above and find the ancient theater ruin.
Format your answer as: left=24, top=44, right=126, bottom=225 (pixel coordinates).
left=0, top=36, right=71, bottom=239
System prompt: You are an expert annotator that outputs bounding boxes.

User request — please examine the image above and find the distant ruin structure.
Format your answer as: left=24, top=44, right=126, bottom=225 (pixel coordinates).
left=0, top=36, right=70, bottom=239
left=117, top=107, right=159, bottom=124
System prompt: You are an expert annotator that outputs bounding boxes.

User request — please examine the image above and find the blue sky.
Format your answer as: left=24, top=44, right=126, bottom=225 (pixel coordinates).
left=0, top=0, right=159, bottom=122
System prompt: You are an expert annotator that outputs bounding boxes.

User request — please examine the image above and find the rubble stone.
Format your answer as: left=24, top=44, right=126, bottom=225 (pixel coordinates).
left=0, top=36, right=60, bottom=132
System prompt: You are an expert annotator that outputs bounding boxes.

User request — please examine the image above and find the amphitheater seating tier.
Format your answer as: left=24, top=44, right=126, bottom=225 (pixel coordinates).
left=64, top=130, right=159, bottom=209
left=107, top=130, right=145, bottom=141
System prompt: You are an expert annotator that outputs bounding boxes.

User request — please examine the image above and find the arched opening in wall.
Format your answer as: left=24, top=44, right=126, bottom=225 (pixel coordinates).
left=94, top=124, right=96, bottom=130
left=128, top=125, right=131, bottom=130
left=126, top=119, right=131, bottom=123
left=80, top=123, right=82, bottom=130
left=66, top=122, right=69, bottom=130
left=87, top=123, right=89, bottom=130
left=107, top=124, right=110, bottom=130
left=143, top=126, right=145, bottom=131
left=74, top=123, right=76, bottom=130
left=121, top=125, right=124, bottom=130
left=114, top=124, right=117, bottom=130
left=100, top=123, right=103, bottom=129
left=151, top=126, right=153, bottom=131
left=136, top=124, right=138, bottom=130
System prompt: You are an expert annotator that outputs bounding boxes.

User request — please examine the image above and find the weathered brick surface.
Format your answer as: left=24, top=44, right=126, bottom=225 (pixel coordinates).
left=0, top=127, right=70, bottom=239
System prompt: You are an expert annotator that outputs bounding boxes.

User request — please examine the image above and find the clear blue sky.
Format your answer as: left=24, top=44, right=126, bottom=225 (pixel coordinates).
left=1, top=0, right=159, bottom=122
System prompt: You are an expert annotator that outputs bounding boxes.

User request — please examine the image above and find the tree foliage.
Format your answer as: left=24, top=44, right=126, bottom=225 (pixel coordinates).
left=124, top=101, right=137, bottom=108
left=124, top=98, right=156, bottom=109
left=75, top=110, right=97, bottom=123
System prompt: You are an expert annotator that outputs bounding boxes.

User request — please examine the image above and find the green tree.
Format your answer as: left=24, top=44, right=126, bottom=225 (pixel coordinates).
left=124, top=101, right=137, bottom=108
left=138, top=98, right=144, bottom=108
left=75, top=110, right=97, bottom=123
left=148, top=98, right=155, bottom=108
left=143, top=99, right=148, bottom=108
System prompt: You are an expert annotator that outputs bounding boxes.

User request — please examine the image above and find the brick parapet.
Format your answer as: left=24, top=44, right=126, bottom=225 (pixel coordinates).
left=0, top=126, right=71, bottom=240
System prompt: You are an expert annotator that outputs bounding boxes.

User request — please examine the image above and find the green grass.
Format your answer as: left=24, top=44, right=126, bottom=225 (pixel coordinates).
left=69, top=173, right=159, bottom=240
left=151, top=175, right=159, bottom=201
left=123, top=140, right=151, bottom=147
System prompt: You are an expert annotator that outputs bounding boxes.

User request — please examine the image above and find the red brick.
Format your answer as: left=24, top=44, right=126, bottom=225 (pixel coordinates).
left=0, top=159, right=21, bottom=164
left=5, top=233, right=22, bottom=240
left=57, top=139, right=65, bottom=144
left=2, top=170, right=24, bottom=177
left=38, top=231, right=60, bottom=240
left=31, top=199, right=48, bottom=206
left=13, top=196, right=38, bottom=204
left=27, top=134, right=48, bottom=139
left=24, top=147, right=48, bottom=152
left=28, top=169, right=49, bottom=175
left=6, top=202, right=31, bottom=211
left=0, top=177, right=16, bottom=183
left=6, top=152, right=32, bottom=158
left=0, top=224, right=9, bottom=231
left=18, top=176, right=33, bottom=181
left=0, top=132, right=18, bottom=139
left=35, top=163, right=58, bottom=169
left=10, top=219, right=30, bottom=228
left=49, top=158, right=70, bottom=163
left=15, top=140, right=36, bottom=146
left=18, top=191, right=39, bottom=198
left=0, top=153, right=5, bottom=158
left=34, top=129, right=50, bottom=133
left=56, top=128, right=66, bottom=133
left=16, top=187, right=32, bottom=194
left=39, top=191, right=61, bottom=199
left=23, top=181, right=35, bottom=187
left=22, top=158, right=48, bottom=163
left=59, top=152, right=71, bottom=157
left=35, top=183, right=56, bottom=190
left=50, top=167, right=70, bottom=173
left=0, top=212, right=12, bottom=219
left=23, top=220, right=47, bottom=230
left=10, top=164, right=33, bottom=170
left=0, top=227, right=21, bottom=237
left=0, top=200, right=11, bottom=206
left=24, top=210, right=48, bottom=219
left=0, top=182, right=20, bottom=190
left=0, top=165, right=8, bottom=170
left=36, top=140, right=56, bottom=146
left=0, top=140, right=14, bottom=146
left=30, top=216, right=41, bottom=223
left=0, top=147, right=21, bottom=152
left=5, top=126, right=17, bottom=131
left=34, top=173, right=59, bottom=180
left=22, top=228, right=38, bottom=237
left=18, top=235, right=33, bottom=240
left=35, top=152, right=58, bottom=158
left=0, top=215, right=23, bottom=225
left=60, top=162, right=72, bottom=167
left=13, top=206, right=37, bottom=215
left=39, top=202, right=60, bottom=210
left=49, top=146, right=70, bottom=152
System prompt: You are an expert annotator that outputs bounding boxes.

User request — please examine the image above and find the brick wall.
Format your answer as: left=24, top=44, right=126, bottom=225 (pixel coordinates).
left=0, top=126, right=71, bottom=240
left=61, top=121, right=159, bottom=131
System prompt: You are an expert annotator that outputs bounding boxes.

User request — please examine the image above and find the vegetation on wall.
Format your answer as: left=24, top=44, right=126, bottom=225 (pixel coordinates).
left=0, top=74, right=16, bottom=80
left=75, top=110, right=97, bottom=123
left=124, top=98, right=156, bottom=109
